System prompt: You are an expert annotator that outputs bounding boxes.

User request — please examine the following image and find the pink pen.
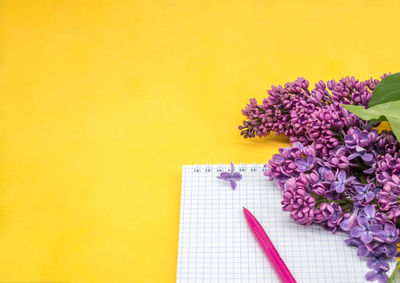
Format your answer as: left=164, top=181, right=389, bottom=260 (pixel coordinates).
left=243, top=207, right=297, bottom=283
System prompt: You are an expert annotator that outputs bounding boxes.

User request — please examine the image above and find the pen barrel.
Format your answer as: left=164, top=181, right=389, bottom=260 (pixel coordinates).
left=244, top=208, right=296, bottom=283
left=260, top=242, right=296, bottom=283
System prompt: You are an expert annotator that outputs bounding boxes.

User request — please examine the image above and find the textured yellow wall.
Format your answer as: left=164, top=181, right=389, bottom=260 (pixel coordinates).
left=0, top=1, right=399, bottom=282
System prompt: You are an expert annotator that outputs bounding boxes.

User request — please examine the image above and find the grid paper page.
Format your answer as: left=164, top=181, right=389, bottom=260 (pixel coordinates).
left=176, top=164, right=396, bottom=283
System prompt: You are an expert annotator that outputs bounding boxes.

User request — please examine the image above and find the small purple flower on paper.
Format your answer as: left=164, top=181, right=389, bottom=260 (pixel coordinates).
left=217, top=162, right=242, bottom=190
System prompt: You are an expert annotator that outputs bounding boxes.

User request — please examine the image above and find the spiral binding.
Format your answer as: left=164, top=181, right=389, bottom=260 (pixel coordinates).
left=192, top=162, right=267, bottom=173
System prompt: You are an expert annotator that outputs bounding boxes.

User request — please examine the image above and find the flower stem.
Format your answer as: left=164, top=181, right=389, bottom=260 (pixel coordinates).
left=310, top=192, right=354, bottom=212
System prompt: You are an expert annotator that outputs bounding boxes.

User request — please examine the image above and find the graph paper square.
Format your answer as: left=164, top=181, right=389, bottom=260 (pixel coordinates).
left=176, top=164, right=396, bottom=283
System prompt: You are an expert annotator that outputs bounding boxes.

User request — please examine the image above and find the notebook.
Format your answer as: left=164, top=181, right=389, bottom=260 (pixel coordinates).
left=176, top=163, right=396, bottom=283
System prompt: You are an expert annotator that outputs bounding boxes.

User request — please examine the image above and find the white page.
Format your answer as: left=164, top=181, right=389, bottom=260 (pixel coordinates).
left=176, top=164, right=396, bottom=283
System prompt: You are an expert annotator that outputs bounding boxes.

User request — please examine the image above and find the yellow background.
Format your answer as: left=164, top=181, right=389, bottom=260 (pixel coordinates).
left=0, top=0, right=399, bottom=282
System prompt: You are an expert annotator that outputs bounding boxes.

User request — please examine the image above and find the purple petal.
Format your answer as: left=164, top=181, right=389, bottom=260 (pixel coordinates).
left=355, top=194, right=364, bottom=201
left=330, top=181, right=339, bottom=191
left=337, top=170, right=346, bottom=182
left=346, top=176, right=356, bottom=182
left=231, top=172, right=242, bottom=181
left=292, top=142, right=303, bottom=150
left=373, top=244, right=386, bottom=254
left=325, top=170, right=335, bottom=182
left=364, top=205, right=375, bottom=218
left=355, top=145, right=365, bottom=152
left=272, top=154, right=284, bottom=164
left=361, top=232, right=373, bottom=243
left=348, top=152, right=360, bottom=160
left=341, top=214, right=357, bottom=231
left=355, top=185, right=366, bottom=193
left=365, top=191, right=375, bottom=203
left=318, top=167, right=327, bottom=179
left=363, top=167, right=375, bottom=174
left=336, top=183, right=345, bottom=193
left=218, top=172, right=230, bottom=181
left=385, top=244, right=397, bottom=257
left=351, top=226, right=364, bottom=238
left=345, top=237, right=362, bottom=247
left=384, top=222, right=396, bottom=234
left=277, top=175, right=290, bottom=183
left=230, top=179, right=237, bottom=190
left=376, top=231, right=389, bottom=241
left=306, top=155, right=315, bottom=165
left=357, top=244, right=370, bottom=257
left=344, top=136, right=355, bottom=147
left=359, top=133, right=369, bottom=142
left=230, top=162, right=234, bottom=173
left=367, top=258, right=389, bottom=270
left=358, top=216, right=369, bottom=228
left=376, top=273, right=388, bottom=283
left=369, top=224, right=383, bottom=235
left=340, top=219, right=350, bottom=231
left=294, top=159, right=307, bottom=171
left=362, top=153, right=374, bottom=163
left=365, top=270, right=378, bottom=281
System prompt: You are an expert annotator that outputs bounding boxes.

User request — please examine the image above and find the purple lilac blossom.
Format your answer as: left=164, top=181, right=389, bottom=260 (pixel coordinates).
left=331, top=170, right=355, bottom=193
left=294, top=155, right=315, bottom=172
left=350, top=216, right=381, bottom=244
left=240, top=74, right=400, bottom=282
left=355, top=184, right=376, bottom=203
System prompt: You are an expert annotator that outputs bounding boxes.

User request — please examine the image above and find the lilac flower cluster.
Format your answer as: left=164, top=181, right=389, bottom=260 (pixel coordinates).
left=239, top=75, right=400, bottom=282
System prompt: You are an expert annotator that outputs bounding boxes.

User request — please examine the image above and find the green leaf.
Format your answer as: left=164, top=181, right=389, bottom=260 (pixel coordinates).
left=369, top=73, right=400, bottom=107
left=343, top=102, right=400, bottom=141
left=342, top=73, right=400, bottom=142
left=387, top=261, right=400, bottom=283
